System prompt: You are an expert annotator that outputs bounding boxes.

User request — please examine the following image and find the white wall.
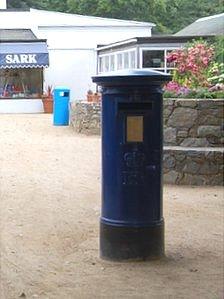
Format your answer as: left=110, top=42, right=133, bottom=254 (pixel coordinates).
left=40, top=26, right=151, bottom=100
left=0, top=0, right=6, bottom=9
left=0, top=99, right=44, bottom=113
left=38, top=26, right=151, bottom=49
left=44, top=49, right=97, bottom=100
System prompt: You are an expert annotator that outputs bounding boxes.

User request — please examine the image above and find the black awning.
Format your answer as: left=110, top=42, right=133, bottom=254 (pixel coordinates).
left=0, top=41, right=49, bottom=69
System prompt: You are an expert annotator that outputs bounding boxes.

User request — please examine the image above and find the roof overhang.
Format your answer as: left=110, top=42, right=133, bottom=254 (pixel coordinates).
left=96, top=35, right=215, bottom=52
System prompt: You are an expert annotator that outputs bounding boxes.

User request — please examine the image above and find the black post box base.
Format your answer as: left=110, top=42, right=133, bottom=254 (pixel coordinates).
left=100, top=221, right=164, bottom=261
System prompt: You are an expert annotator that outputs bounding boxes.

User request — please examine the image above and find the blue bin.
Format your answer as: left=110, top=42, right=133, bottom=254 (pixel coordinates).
left=53, top=86, right=70, bottom=126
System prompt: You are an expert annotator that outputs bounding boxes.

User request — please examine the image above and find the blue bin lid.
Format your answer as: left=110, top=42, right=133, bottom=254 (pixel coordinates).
left=54, top=86, right=70, bottom=92
left=92, top=68, right=171, bottom=86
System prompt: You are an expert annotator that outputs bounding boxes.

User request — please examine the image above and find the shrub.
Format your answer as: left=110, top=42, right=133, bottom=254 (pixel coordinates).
left=164, top=39, right=224, bottom=99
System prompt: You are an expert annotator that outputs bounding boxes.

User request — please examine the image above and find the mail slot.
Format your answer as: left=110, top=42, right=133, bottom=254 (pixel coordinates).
left=92, top=69, right=171, bottom=261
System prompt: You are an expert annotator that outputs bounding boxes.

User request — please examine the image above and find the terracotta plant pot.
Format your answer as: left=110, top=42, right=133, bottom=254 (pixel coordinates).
left=93, top=93, right=101, bottom=103
left=42, top=97, right=53, bottom=113
left=87, top=94, right=94, bottom=102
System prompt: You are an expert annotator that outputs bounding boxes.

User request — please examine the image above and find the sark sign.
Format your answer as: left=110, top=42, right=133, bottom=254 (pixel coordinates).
left=5, top=54, right=37, bottom=64
left=0, top=52, right=49, bottom=68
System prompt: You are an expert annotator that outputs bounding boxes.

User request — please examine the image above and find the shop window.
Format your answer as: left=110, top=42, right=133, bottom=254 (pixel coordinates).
left=0, top=69, right=43, bottom=99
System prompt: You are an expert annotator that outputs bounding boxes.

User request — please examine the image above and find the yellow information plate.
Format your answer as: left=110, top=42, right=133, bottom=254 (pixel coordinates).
left=126, top=116, right=143, bottom=142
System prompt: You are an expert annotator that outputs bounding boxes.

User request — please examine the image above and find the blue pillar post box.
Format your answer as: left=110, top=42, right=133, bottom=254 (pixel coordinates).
left=53, top=86, right=70, bottom=126
left=92, top=69, right=171, bottom=261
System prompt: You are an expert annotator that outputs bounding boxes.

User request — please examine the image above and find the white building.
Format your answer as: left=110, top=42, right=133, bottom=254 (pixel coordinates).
left=0, top=8, right=154, bottom=112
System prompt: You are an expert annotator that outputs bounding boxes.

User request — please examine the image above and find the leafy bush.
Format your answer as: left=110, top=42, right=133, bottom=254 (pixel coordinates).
left=207, top=62, right=224, bottom=85
left=164, top=39, right=224, bottom=99
left=213, top=36, right=224, bottom=64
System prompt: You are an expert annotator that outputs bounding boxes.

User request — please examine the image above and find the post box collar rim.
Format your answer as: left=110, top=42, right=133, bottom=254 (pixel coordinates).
left=92, top=68, right=171, bottom=84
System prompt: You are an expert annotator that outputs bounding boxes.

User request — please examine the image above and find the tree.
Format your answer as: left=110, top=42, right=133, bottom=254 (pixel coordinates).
left=66, top=0, right=224, bottom=33
left=8, top=0, right=45, bottom=9
left=7, top=0, right=224, bottom=33
left=163, top=0, right=224, bottom=33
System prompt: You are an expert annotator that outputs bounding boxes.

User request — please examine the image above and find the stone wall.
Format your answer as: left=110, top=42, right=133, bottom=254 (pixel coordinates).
left=70, top=101, right=101, bottom=135
left=164, top=99, right=223, bottom=147
left=163, top=98, right=223, bottom=186
left=70, top=99, right=224, bottom=186
left=163, top=146, right=223, bottom=186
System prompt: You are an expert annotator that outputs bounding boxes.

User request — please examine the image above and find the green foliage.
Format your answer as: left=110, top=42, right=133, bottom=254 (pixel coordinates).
left=8, top=0, right=68, bottom=11
left=164, top=88, right=224, bottom=99
left=213, top=36, right=224, bottom=64
left=7, top=0, right=30, bottom=8
left=66, top=0, right=168, bottom=32
left=208, top=62, right=224, bottom=84
left=7, top=0, right=224, bottom=33
left=8, top=0, right=44, bottom=9
left=163, top=0, right=224, bottom=33
left=163, top=90, right=177, bottom=98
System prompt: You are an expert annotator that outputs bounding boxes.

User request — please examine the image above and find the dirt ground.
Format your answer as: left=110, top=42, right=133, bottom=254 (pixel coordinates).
left=0, top=114, right=223, bottom=299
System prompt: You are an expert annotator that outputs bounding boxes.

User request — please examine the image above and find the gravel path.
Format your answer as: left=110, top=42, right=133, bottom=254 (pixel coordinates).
left=0, top=114, right=223, bottom=299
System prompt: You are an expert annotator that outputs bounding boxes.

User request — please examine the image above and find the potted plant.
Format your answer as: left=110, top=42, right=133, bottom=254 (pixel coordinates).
left=86, top=89, right=102, bottom=102
left=93, top=92, right=102, bottom=103
left=42, top=85, right=53, bottom=113
left=87, top=89, right=94, bottom=102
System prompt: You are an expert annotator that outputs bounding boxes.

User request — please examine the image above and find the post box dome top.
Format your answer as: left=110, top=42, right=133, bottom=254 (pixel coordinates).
left=92, top=69, right=171, bottom=86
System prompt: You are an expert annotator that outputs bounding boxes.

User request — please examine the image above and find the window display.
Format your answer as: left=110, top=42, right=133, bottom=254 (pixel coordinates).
left=0, top=68, right=43, bottom=99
